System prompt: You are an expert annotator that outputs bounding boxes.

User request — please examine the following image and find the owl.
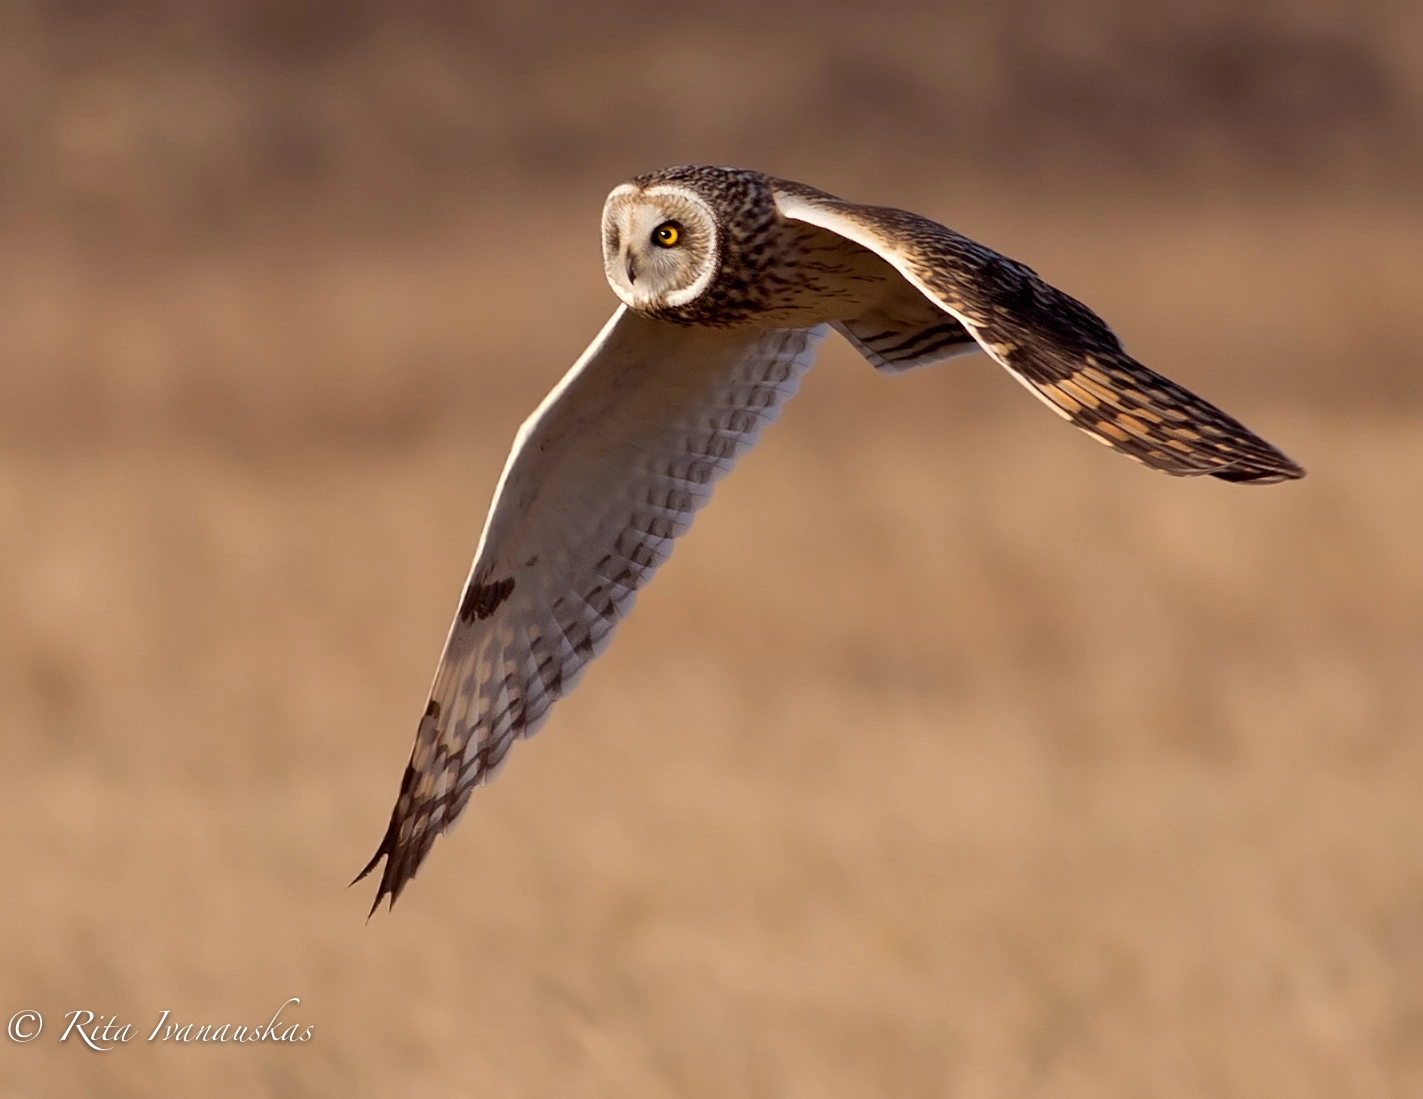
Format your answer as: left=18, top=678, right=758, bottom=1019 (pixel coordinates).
left=355, top=165, right=1303, bottom=913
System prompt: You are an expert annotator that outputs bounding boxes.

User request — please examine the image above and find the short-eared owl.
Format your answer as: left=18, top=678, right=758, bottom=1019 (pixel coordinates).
left=357, top=165, right=1303, bottom=912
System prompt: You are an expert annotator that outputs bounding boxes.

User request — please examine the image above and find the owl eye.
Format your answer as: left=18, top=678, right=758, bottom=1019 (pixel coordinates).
left=652, top=222, right=681, bottom=247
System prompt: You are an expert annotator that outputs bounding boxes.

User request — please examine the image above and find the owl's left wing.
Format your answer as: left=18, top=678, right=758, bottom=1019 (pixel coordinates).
left=356, top=306, right=827, bottom=912
left=774, top=180, right=1304, bottom=483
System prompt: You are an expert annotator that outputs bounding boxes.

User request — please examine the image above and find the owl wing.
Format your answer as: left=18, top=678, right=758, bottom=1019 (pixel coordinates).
left=774, top=180, right=1304, bottom=483
left=356, top=306, right=828, bottom=912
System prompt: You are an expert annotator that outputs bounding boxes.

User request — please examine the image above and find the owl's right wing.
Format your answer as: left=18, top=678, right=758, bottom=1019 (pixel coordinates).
left=774, top=180, right=1304, bottom=484
left=356, top=306, right=827, bottom=912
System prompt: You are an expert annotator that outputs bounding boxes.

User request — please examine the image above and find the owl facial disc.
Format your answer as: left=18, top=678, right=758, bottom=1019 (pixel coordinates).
left=601, top=183, right=720, bottom=312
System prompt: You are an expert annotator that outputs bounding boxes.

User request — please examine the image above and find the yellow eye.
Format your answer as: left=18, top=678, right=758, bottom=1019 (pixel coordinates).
left=653, top=222, right=680, bottom=247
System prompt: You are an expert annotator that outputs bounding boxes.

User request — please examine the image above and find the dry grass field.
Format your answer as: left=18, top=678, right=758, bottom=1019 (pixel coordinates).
left=3, top=3, right=1423, bottom=1097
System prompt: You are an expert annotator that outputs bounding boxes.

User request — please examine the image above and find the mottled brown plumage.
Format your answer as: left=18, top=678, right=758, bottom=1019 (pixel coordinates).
left=356, top=167, right=1302, bottom=915
left=773, top=178, right=1302, bottom=482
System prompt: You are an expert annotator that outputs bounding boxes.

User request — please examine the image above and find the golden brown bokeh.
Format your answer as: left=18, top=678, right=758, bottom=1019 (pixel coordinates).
left=2, top=2, right=1421, bottom=1095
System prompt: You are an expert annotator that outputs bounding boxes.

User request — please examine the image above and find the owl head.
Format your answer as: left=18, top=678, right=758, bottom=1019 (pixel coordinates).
left=600, top=177, right=723, bottom=314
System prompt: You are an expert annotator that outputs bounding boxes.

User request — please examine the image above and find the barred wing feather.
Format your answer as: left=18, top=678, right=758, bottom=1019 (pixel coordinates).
left=774, top=181, right=1303, bottom=484
left=357, top=306, right=827, bottom=911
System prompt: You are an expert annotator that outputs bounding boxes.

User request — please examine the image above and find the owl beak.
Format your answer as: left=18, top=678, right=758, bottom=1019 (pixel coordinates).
left=624, top=254, right=638, bottom=285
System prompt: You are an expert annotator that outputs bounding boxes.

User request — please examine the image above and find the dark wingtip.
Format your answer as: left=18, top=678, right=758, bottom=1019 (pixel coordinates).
left=1208, top=451, right=1306, bottom=484
left=351, top=847, right=384, bottom=889
left=352, top=810, right=402, bottom=920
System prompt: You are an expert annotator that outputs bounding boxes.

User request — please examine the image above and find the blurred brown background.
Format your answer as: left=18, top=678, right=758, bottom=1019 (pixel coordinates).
left=2, top=1, right=1421, bottom=1096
